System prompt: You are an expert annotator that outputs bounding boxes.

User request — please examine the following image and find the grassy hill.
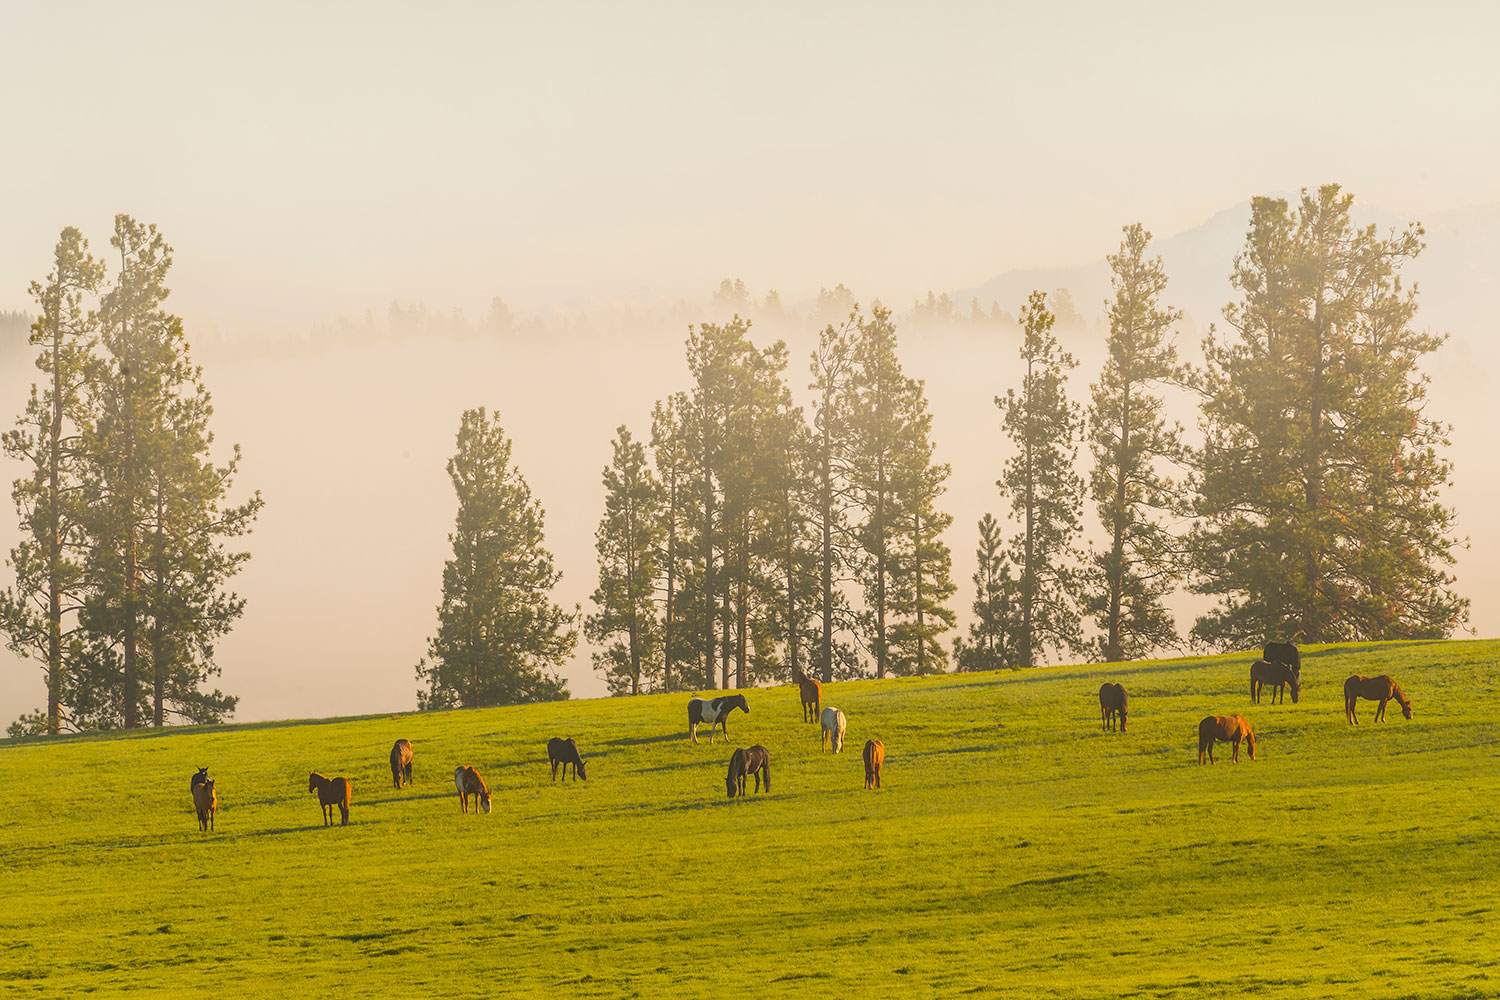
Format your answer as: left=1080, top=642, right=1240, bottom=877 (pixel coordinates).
left=2, top=640, right=1496, bottom=998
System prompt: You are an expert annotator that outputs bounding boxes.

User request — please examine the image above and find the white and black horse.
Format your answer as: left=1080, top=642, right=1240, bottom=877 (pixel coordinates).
left=688, top=695, right=749, bottom=744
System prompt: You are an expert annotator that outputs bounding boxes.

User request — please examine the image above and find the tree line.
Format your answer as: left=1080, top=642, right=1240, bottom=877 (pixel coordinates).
left=566, top=185, right=1466, bottom=698
left=2, top=219, right=262, bottom=735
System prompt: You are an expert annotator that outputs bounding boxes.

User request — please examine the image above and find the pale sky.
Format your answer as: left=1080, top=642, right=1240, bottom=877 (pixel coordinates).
left=3, top=2, right=1497, bottom=324
left=1, top=2, right=1497, bottom=725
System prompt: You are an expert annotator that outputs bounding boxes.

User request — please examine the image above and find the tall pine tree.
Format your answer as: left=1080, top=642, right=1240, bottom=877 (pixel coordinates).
left=996, top=291, right=1084, bottom=668
left=1086, top=224, right=1188, bottom=661
left=416, top=408, right=574, bottom=707
left=954, top=513, right=1017, bottom=671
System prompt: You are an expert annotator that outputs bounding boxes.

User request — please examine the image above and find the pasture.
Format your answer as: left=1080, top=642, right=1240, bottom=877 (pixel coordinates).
left=1, top=640, right=1497, bottom=998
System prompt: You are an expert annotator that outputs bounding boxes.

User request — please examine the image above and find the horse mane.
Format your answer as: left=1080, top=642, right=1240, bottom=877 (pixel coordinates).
left=1391, top=682, right=1411, bottom=708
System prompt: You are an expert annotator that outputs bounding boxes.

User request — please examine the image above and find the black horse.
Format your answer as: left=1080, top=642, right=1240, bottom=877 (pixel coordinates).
left=1098, top=683, right=1129, bottom=732
left=1263, top=638, right=1302, bottom=679
left=726, top=745, right=771, bottom=798
left=189, top=766, right=209, bottom=793
left=547, top=737, right=588, bottom=781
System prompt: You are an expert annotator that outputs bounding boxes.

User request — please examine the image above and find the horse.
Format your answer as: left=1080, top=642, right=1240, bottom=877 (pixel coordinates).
left=454, top=765, right=491, bottom=814
left=189, top=766, right=209, bottom=793
left=308, top=772, right=351, bottom=826
left=389, top=739, right=414, bottom=789
left=726, top=745, right=771, bottom=798
left=820, top=706, right=847, bottom=753
left=863, top=739, right=885, bottom=789
left=1344, top=674, right=1412, bottom=724
left=548, top=737, right=587, bottom=781
left=1263, top=634, right=1304, bottom=679
left=1197, top=715, right=1256, bottom=764
left=192, top=778, right=216, bottom=832
left=791, top=666, right=822, bottom=723
left=1098, top=682, right=1128, bottom=732
left=688, top=694, right=749, bottom=744
left=1250, top=659, right=1300, bottom=704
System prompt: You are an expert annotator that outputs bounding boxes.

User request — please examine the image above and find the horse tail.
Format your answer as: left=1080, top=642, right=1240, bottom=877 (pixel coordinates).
left=762, top=757, right=770, bottom=793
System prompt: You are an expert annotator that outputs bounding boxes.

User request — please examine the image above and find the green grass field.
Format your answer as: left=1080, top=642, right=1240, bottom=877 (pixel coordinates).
left=2, top=641, right=1497, bottom=998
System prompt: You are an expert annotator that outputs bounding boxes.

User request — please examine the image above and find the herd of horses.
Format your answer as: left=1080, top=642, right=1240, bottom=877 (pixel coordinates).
left=184, top=642, right=1417, bottom=829
left=1096, top=640, right=1415, bottom=766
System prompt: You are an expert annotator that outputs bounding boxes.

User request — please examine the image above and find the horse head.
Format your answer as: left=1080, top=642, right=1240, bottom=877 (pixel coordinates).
left=1402, top=700, right=1413, bottom=720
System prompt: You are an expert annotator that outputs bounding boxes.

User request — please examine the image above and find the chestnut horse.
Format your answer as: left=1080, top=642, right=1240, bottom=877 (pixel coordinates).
left=308, top=772, right=351, bottom=826
left=726, top=745, right=771, bottom=798
left=192, top=778, right=217, bottom=832
left=792, top=666, right=822, bottom=723
left=1250, top=659, right=1300, bottom=704
left=1344, top=674, right=1412, bottom=724
left=454, top=765, right=492, bottom=814
left=863, top=739, right=885, bottom=789
left=1197, top=715, right=1256, bottom=764
left=390, top=739, right=414, bottom=789
left=1098, top=682, right=1128, bottom=732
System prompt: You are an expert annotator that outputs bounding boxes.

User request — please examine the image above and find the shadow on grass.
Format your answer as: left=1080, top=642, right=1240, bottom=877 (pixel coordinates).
left=228, top=823, right=350, bottom=839
left=601, top=733, right=682, bottom=748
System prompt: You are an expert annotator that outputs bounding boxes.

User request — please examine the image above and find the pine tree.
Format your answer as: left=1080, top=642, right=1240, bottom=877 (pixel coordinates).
left=1193, top=186, right=1467, bottom=645
left=416, top=408, right=574, bottom=708
left=808, top=316, right=861, bottom=681
left=996, top=291, right=1084, bottom=668
left=650, top=395, right=699, bottom=692
left=587, top=425, right=664, bottom=696
left=955, top=513, right=1017, bottom=671
left=847, top=306, right=913, bottom=678
left=1086, top=224, right=1188, bottom=661
left=0, top=228, right=103, bottom=735
left=889, top=385, right=956, bottom=675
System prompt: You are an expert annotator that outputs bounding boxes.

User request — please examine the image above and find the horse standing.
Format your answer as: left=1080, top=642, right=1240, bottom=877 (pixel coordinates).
left=863, top=739, right=885, bottom=789
left=725, top=745, right=771, bottom=798
left=1344, top=674, right=1413, bottom=724
left=547, top=737, right=588, bottom=781
left=1098, top=683, right=1129, bottom=732
left=308, top=772, right=351, bottom=826
left=1197, top=715, right=1256, bottom=764
left=389, top=739, right=414, bottom=789
left=1263, top=635, right=1303, bottom=679
left=820, top=706, right=847, bottom=753
left=192, top=778, right=216, bottom=832
left=454, top=765, right=492, bottom=814
left=792, top=666, right=821, bottom=723
left=1250, top=659, right=1300, bottom=704
left=688, top=695, right=749, bottom=744
left=189, top=766, right=210, bottom=793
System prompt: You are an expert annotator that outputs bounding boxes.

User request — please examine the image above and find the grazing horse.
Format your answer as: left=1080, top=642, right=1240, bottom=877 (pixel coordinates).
left=192, top=778, right=217, bottom=832
left=820, top=706, right=847, bottom=753
left=726, top=745, right=771, bottom=798
left=791, top=666, right=822, bottom=723
left=1197, top=715, right=1256, bottom=764
left=454, top=765, right=491, bottom=814
left=1344, top=674, right=1413, bottom=724
left=1098, top=682, right=1129, bottom=732
left=389, top=739, right=414, bottom=789
left=190, top=766, right=209, bottom=793
left=1263, top=636, right=1303, bottom=678
left=688, top=694, right=749, bottom=745
left=863, top=739, right=885, bottom=789
left=308, top=772, right=351, bottom=826
left=547, top=737, right=587, bottom=781
left=1250, top=659, right=1300, bottom=704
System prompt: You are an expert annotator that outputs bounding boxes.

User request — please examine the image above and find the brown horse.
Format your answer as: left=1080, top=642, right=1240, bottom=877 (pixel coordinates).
left=792, top=666, right=822, bottom=723
left=547, top=737, right=587, bottom=781
left=1344, top=674, right=1412, bottom=724
left=1098, top=682, right=1128, bottom=731
left=1197, top=715, right=1256, bottom=764
left=454, top=765, right=491, bottom=814
left=390, top=739, right=414, bottom=789
left=726, top=745, right=771, bottom=798
left=308, top=772, right=351, bottom=826
left=192, top=778, right=217, bottom=832
left=863, top=739, right=885, bottom=789
left=1250, top=659, right=1300, bottom=704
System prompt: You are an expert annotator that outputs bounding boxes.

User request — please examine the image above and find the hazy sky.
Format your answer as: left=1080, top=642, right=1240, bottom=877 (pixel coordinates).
left=2, top=3, right=1497, bottom=725
left=3, top=2, right=1498, bottom=325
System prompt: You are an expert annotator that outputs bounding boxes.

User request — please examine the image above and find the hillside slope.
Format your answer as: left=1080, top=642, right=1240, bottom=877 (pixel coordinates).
left=2, top=640, right=1496, bottom=998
